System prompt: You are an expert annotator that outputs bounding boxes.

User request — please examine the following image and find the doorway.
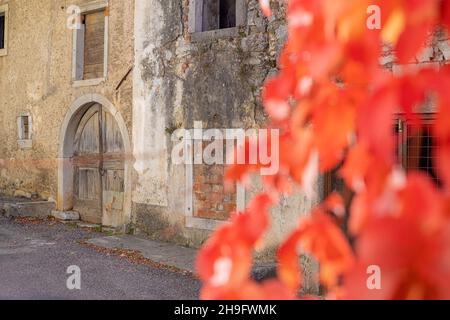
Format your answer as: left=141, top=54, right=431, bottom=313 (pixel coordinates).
left=72, top=104, right=125, bottom=226
left=57, top=95, right=131, bottom=229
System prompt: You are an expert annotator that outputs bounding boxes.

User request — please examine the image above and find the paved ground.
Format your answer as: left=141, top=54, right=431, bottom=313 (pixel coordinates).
left=0, top=216, right=201, bottom=300
left=87, top=234, right=197, bottom=273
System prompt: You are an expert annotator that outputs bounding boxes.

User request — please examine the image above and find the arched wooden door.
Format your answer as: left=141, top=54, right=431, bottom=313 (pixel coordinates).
left=73, top=104, right=125, bottom=227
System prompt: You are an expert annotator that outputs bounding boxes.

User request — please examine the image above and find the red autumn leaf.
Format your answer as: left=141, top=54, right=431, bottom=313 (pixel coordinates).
left=380, top=0, right=439, bottom=63
left=324, top=192, right=345, bottom=217
left=340, top=142, right=373, bottom=193
left=263, top=73, right=296, bottom=122
left=196, top=224, right=254, bottom=288
left=349, top=191, right=371, bottom=235
left=434, top=97, right=450, bottom=190
left=197, top=193, right=276, bottom=295
left=436, top=145, right=450, bottom=191
left=201, top=279, right=296, bottom=300
left=344, top=216, right=450, bottom=300
left=277, top=228, right=303, bottom=292
left=395, top=23, right=432, bottom=63
left=357, top=85, right=398, bottom=165
left=296, top=209, right=355, bottom=288
left=278, top=129, right=315, bottom=184
left=259, top=0, right=272, bottom=17
left=442, top=0, right=450, bottom=29
left=398, top=172, right=446, bottom=233
left=198, top=0, right=450, bottom=301
left=312, top=88, right=356, bottom=171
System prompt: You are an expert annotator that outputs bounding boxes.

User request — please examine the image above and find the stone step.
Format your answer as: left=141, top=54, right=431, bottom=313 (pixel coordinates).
left=1, top=200, right=55, bottom=219
left=77, top=222, right=102, bottom=230
left=51, top=211, right=80, bottom=221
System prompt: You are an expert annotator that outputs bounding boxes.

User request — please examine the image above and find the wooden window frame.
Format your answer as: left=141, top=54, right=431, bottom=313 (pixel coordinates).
left=72, top=0, right=109, bottom=87
left=188, top=0, right=247, bottom=41
left=0, top=4, right=9, bottom=57
left=396, top=113, right=438, bottom=179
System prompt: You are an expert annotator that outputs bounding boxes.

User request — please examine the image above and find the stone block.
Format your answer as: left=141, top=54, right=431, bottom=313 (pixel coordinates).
left=0, top=200, right=55, bottom=219
left=52, top=210, right=80, bottom=221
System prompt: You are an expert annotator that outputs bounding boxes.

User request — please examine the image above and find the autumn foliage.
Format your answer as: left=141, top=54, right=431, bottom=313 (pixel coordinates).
left=197, top=0, right=450, bottom=300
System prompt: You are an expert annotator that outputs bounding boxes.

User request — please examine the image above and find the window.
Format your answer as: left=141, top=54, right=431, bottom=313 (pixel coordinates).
left=0, top=4, right=8, bottom=56
left=72, top=2, right=108, bottom=85
left=323, top=116, right=442, bottom=204
left=189, top=0, right=246, bottom=39
left=18, top=115, right=32, bottom=149
left=0, top=12, right=5, bottom=49
left=201, top=0, right=236, bottom=31
left=396, top=117, right=441, bottom=185
left=20, top=116, right=30, bottom=140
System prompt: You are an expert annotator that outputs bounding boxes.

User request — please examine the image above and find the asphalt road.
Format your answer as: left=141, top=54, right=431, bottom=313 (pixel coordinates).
left=0, top=216, right=201, bottom=300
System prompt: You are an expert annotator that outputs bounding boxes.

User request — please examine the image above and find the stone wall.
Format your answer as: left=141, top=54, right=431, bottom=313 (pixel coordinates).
left=132, top=0, right=321, bottom=259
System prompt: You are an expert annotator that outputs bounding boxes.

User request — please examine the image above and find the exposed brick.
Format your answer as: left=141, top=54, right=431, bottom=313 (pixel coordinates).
left=193, top=163, right=236, bottom=221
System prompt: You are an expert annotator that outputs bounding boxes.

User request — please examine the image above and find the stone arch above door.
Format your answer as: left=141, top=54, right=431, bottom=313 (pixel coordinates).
left=57, top=94, right=131, bottom=229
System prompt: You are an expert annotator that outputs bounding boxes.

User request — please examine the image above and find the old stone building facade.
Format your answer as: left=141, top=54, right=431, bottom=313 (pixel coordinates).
left=0, top=0, right=316, bottom=260
left=1, top=0, right=449, bottom=266
left=0, top=0, right=134, bottom=225
left=131, top=0, right=317, bottom=255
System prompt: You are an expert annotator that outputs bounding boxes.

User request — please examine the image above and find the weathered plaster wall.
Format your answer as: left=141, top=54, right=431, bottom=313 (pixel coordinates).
left=0, top=0, right=134, bottom=201
left=132, top=0, right=321, bottom=258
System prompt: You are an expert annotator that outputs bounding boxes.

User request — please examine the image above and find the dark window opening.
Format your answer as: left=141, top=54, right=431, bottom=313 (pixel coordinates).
left=220, top=0, right=236, bottom=29
left=404, top=123, right=440, bottom=183
left=202, top=0, right=236, bottom=31
left=19, top=116, right=31, bottom=140
left=324, top=118, right=442, bottom=203
left=0, top=13, right=5, bottom=50
left=395, top=118, right=441, bottom=186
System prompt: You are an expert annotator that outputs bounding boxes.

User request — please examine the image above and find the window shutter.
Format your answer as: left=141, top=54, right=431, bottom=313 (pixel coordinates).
left=83, top=11, right=105, bottom=80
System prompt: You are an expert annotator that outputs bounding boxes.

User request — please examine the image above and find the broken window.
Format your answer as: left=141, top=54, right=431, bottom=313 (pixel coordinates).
left=73, top=7, right=107, bottom=82
left=204, top=0, right=236, bottom=31
left=202, top=0, right=236, bottom=31
left=190, top=0, right=243, bottom=34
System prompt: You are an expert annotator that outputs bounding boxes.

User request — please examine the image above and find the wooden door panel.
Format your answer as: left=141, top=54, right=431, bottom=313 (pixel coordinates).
left=73, top=105, right=125, bottom=227
left=73, top=167, right=102, bottom=224
left=102, top=111, right=124, bottom=154
left=101, top=110, right=125, bottom=227
left=103, top=169, right=124, bottom=207
left=73, top=105, right=103, bottom=224
left=77, top=168, right=101, bottom=200
left=101, top=167, right=124, bottom=226
left=72, top=156, right=101, bottom=168
left=75, top=111, right=100, bottom=155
